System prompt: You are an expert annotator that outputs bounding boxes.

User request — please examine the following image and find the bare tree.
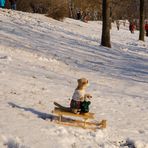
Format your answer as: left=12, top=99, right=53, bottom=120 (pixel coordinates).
left=16, top=0, right=148, bottom=20
left=101, top=0, right=111, bottom=48
left=68, top=0, right=74, bottom=18
left=139, top=0, right=145, bottom=41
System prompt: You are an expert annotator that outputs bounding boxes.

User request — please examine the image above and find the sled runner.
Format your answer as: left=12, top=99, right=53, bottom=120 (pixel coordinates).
left=52, top=102, right=107, bottom=130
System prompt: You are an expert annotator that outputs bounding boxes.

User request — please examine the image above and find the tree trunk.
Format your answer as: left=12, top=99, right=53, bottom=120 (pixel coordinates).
left=101, top=0, right=111, bottom=48
left=139, top=0, right=145, bottom=41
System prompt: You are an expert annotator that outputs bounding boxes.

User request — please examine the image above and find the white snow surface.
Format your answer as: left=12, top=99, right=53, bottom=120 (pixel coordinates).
left=0, top=9, right=148, bottom=148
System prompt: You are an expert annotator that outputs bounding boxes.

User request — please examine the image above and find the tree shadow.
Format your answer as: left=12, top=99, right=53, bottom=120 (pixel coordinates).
left=8, top=102, right=54, bottom=120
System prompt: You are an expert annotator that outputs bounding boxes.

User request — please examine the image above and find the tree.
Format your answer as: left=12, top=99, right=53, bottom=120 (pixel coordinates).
left=68, top=0, right=73, bottom=18
left=101, top=0, right=111, bottom=48
left=139, top=0, right=145, bottom=41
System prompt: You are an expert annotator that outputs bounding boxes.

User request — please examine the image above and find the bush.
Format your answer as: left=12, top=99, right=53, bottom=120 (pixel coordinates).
left=17, top=0, right=32, bottom=12
left=30, top=0, right=50, bottom=14
left=17, top=0, right=68, bottom=20
left=17, top=0, right=51, bottom=13
left=47, top=0, right=68, bottom=21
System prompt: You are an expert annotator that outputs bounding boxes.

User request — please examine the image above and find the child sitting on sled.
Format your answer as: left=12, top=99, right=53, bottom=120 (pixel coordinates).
left=70, top=78, right=92, bottom=114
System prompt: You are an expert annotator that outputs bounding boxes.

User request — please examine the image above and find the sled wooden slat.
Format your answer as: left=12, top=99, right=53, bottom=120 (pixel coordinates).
left=52, top=107, right=94, bottom=119
left=53, top=120, right=97, bottom=131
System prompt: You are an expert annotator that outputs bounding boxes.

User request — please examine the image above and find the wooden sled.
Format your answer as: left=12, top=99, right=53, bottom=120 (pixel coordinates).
left=52, top=102, right=107, bottom=130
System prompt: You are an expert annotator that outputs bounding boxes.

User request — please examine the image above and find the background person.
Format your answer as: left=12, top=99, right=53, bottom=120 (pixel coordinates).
left=0, top=0, right=6, bottom=8
left=145, top=22, right=148, bottom=37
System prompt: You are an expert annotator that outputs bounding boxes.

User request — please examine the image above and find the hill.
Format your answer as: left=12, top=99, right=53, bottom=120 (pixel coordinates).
left=0, top=8, right=148, bottom=148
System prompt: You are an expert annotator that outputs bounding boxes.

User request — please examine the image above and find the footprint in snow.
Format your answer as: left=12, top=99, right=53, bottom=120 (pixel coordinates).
left=138, top=130, right=145, bottom=134
left=2, top=135, right=29, bottom=148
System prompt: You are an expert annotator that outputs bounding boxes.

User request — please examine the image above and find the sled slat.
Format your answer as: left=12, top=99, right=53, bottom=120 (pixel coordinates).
left=52, top=107, right=94, bottom=119
left=52, top=118, right=106, bottom=130
left=53, top=120, right=97, bottom=131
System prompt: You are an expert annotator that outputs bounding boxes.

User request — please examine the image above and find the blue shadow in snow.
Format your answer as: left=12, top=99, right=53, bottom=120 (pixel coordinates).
left=8, top=102, right=53, bottom=120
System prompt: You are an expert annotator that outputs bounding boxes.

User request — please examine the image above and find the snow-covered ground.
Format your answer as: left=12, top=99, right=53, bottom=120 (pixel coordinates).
left=0, top=9, right=148, bottom=148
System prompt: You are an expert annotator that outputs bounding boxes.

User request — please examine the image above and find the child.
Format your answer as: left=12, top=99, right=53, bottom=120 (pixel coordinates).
left=70, top=78, right=92, bottom=114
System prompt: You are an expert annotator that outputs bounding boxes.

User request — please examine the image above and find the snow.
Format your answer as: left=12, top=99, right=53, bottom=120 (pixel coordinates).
left=0, top=8, right=148, bottom=148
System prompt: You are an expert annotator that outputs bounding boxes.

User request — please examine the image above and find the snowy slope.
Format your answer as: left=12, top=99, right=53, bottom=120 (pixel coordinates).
left=0, top=9, right=148, bottom=148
